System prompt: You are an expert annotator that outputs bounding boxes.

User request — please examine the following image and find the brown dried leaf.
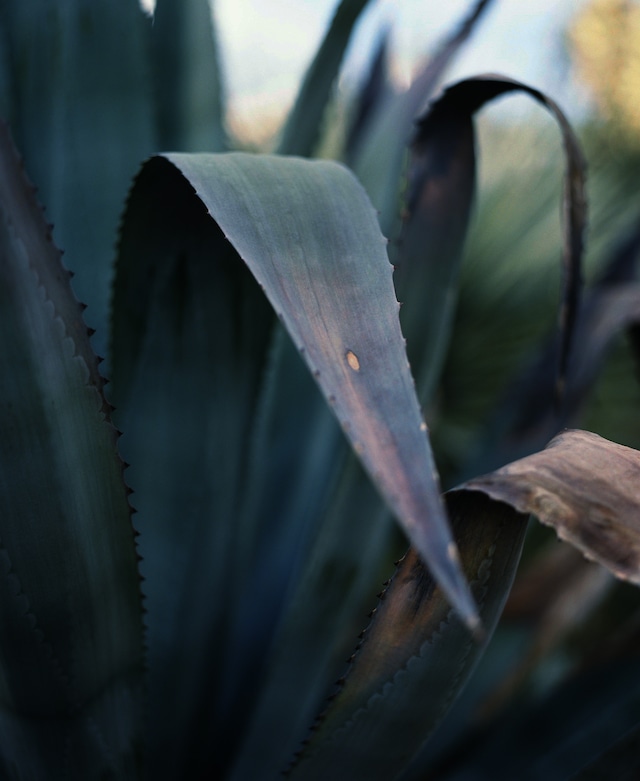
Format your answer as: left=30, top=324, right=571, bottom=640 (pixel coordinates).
left=458, top=429, right=640, bottom=584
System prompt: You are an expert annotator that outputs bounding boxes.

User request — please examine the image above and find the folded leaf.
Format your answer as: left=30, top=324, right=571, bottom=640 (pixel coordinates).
left=288, top=428, right=640, bottom=778
left=112, top=151, right=479, bottom=776
left=161, top=151, right=479, bottom=627
left=457, top=222, right=640, bottom=483
left=412, top=76, right=587, bottom=399
left=459, top=429, right=640, bottom=584
left=395, top=87, right=476, bottom=407
left=112, top=157, right=278, bottom=778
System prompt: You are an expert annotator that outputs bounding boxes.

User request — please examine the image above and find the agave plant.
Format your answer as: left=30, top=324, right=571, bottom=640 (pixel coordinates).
left=2, top=1, right=640, bottom=779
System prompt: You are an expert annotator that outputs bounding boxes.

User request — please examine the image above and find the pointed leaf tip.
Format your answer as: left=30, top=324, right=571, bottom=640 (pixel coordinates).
left=117, top=151, right=477, bottom=633
left=428, top=537, right=481, bottom=633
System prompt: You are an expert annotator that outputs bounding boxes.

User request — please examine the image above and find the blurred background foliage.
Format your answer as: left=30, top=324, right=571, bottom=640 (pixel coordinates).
left=430, top=0, right=640, bottom=484
left=570, top=0, right=640, bottom=142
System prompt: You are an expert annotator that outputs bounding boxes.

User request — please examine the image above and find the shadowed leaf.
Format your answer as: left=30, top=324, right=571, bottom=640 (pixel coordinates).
left=287, top=492, right=527, bottom=780
left=112, top=157, right=277, bottom=779
left=0, top=121, right=144, bottom=778
left=226, top=454, right=396, bottom=781
left=476, top=547, right=613, bottom=721
left=426, top=651, right=640, bottom=781
left=571, top=722, right=640, bottom=780
left=344, top=28, right=391, bottom=163
left=408, top=75, right=587, bottom=410
left=0, top=0, right=155, bottom=352
left=112, top=151, right=479, bottom=775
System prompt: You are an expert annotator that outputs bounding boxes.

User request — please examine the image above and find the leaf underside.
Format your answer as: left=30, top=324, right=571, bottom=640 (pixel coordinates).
left=408, top=75, right=587, bottom=404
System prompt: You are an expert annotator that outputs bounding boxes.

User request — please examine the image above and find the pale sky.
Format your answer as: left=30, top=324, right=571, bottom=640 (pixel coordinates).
left=142, top=0, right=593, bottom=141
left=214, top=0, right=591, bottom=140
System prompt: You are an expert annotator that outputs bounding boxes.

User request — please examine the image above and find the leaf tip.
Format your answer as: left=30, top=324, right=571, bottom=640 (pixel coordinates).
left=433, top=540, right=481, bottom=635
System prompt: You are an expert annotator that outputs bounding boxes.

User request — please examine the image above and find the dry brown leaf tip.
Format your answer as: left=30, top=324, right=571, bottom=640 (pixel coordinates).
left=462, top=429, right=640, bottom=586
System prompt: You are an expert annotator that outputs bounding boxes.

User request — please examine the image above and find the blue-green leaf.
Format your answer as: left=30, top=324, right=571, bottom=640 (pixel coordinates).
left=111, top=150, right=479, bottom=775
left=0, top=121, right=144, bottom=779
left=278, top=0, right=373, bottom=157
left=151, top=0, right=228, bottom=152
left=0, top=0, right=156, bottom=353
left=410, top=76, right=586, bottom=398
left=162, top=151, right=478, bottom=628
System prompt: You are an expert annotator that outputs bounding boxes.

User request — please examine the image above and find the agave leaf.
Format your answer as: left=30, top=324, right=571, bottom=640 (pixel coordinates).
left=0, top=123, right=144, bottom=777
left=226, top=46, right=478, bottom=766
left=407, top=430, right=640, bottom=779
left=394, top=90, right=476, bottom=408
left=287, top=492, right=528, bottom=780
left=571, top=722, right=640, bottom=780
left=112, top=158, right=277, bottom=778
left=289, top=428, right=640, bottom=777
left=344, top=28, right=391, bottom=164
left=112, top=151, right=477, bottom=775
left=403, top=76, right=586, bottom=417
left=151, top=0, right=228, bottom=152
left=429, top=126, right=569, bottom=487
left=163, top=151, right=477, bottom=625
left=460, top=429, right=640, bottom=584
left=277, top=0, right=372, bottom=157
left=352, top=0, right=494, bottom=236
left=0, top=0, right=156, bottom=353
left=227, top=456, right=396, bottom=780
